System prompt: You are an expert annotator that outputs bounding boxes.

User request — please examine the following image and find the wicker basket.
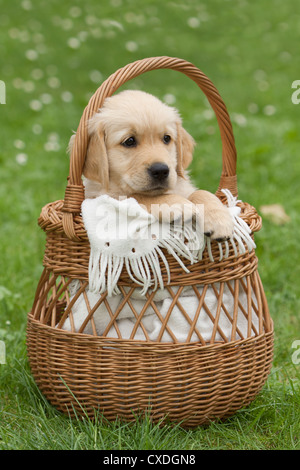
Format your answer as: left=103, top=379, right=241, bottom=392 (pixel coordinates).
left=26, top=57, right=273, bottom=428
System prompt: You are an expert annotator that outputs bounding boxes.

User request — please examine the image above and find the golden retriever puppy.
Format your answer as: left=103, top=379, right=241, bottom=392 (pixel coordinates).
left=69, top=90, right=234, bottom=241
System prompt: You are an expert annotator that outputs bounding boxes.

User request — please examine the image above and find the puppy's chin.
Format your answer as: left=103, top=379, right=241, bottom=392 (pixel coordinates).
left=121, top=172, right=177, bottom=196
left=123, top=181, right=172, bottom=197
left=124, top=185, right=169, bottom=197
left=146, top=178, right=177, bottom=196
left=140, top=187, right=169, bottom=196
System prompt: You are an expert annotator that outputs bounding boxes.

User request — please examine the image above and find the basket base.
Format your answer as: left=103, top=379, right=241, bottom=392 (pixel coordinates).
left=26, top=313, right=273, bottom=428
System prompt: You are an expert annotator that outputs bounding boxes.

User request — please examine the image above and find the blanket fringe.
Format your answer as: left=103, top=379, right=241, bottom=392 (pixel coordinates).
left=89, top=225, right=199, bottom=296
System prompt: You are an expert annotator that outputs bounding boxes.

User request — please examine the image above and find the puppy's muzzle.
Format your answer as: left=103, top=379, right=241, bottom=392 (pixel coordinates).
left=147, top=163, right=170, bottom=183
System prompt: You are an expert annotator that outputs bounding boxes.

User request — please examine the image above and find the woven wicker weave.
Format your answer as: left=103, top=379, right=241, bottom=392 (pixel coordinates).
left=26, top=57, right=273, bottom=427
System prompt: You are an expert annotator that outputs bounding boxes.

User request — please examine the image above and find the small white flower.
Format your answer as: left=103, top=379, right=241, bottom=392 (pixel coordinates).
left=163, top=93, right=176, bottom=105
left=110, top=0, right=122, bottom=6
left=187, top=17, right=200, bottom=28
left=14, top=139, right=26, bottom=149
left=19, top=30, right=30, bottom=43
left=13, top=78, right=23, bottom=89
left=61, top=91, right=73, bottom=102
left=125, top=41, right=138, bottom=52
left=125, top=12, right=137, bottom=23
left=62, top=19, right=73, bottom=31
left=263, top=105, right=276, bottom=116
left=85, top=15, right=97, bottom=25
left=233, top=113, right=247, bottom=127
left=44, top=141, right=60, bottom=152
left=67, top=37, right=80, bottom=49
left=69, top=6, right=82, bottom=18
left=48, top=132, right=59, bottom=142
left=40, top=93, right=53, bottom=104
left=25, top=49, right=38, bottom=61
left=47, top=76, right=61, bottom=89
left=21, top=0, right=32, bottom=10
left=257, top=81, right=269, bottom=91
left=253, top=69, right=266, bottom=81
left=44, top=133, right=60, bottom=152
left=16, top=153, right=28, bottom=165
left=31, top=68, right=44, bottom=80
left=32, top=124, right=42, bottom=134
left=29, top=99, right=43, bottom=111
left=203, top=109, right=214, bottom=120
left=23, top=80, right=35, bottom=92
left=78, top=31, right=88, bottom=41
left=89, top=70, right=103, bottom=83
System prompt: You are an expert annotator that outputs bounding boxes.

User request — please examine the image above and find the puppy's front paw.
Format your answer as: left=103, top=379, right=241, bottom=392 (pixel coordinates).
left=204, top=206, right=234, bottom=242
left=155, top=200, right=197, bottom=225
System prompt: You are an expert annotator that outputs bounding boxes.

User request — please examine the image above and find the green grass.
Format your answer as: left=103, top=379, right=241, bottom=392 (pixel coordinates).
left=0, top=0, right=300, bottom=450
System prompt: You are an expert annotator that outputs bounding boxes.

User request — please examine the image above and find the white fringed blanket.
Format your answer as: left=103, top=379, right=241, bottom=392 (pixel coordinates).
left=60, top=189, right=257, bottom=341
left=81, top=194, right=202, bottom=296
left=81, top=189, right=255, bottom=296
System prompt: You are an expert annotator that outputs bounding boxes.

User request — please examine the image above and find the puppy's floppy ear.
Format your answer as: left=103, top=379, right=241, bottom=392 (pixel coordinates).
left=83, top=122, right=109, bottom=190
left=176, top=122, right=195, bottom=178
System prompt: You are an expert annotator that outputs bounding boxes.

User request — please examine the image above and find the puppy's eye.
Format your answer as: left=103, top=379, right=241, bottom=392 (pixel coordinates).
left=163, top=134, right=171, bottom=144
left=122, top=136, right=137, bottom=148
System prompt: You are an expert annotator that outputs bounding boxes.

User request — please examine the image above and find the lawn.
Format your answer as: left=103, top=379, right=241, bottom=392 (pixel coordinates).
left=0, top=0, right=299, bottom=451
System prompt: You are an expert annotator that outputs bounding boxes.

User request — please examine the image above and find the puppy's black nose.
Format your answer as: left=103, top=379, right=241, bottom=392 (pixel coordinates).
left=148, top=163, right=169, bottom=181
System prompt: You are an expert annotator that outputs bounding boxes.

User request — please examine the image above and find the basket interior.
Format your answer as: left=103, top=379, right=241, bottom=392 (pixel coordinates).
left=31, top=268, right=271, bottom=345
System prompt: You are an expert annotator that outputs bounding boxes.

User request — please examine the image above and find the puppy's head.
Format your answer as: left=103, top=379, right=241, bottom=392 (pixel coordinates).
left=70, top=90, right=195, bottom=196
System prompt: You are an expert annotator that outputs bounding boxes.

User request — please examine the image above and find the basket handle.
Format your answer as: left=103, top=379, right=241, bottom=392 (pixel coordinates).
left=62, top=56, right=237, bottom=240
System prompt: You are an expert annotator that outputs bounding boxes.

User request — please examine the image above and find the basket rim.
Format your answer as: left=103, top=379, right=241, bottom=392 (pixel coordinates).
left=27, top=311, right=274, bottom=352
left=38, top=196, right=262, bottom=286
left=39, top=198, right=263, bottom=237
